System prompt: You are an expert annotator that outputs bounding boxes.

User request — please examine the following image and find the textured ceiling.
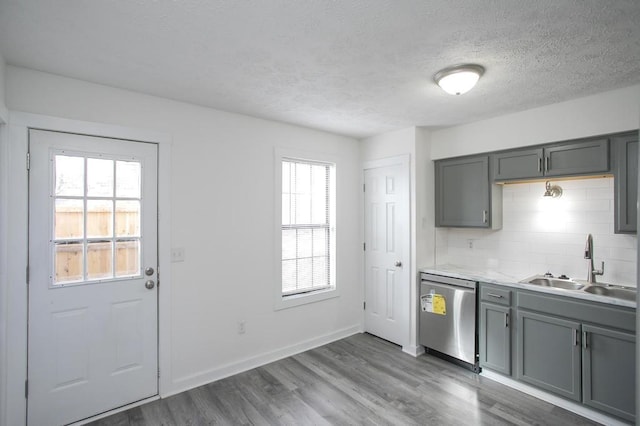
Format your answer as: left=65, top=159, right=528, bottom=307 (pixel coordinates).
left=0, top=1, right=639, bottom=138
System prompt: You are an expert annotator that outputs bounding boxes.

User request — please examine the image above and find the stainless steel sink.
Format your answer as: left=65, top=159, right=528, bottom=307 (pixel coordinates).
left=521, top=276, right=584, bottom=290
left=582, top=285, right=636, bottom=302
left=521, top=275, right=637, bottom=301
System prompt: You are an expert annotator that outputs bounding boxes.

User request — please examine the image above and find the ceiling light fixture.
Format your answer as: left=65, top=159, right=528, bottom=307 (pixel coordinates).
left=543, top=181, right=563, bottom=198
left=434, top=64, right=485, bottom=95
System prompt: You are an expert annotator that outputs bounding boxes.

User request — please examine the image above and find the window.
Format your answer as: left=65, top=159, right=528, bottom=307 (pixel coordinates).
left=53, top=153, right=142, bottom=285
left=278, top=155, right=336, bottom=306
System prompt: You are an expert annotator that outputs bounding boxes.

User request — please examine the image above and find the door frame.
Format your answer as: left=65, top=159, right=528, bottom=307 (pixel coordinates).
left=1, top=111, right=173, bottom=426
left=362, top=155, right=411, bottom=350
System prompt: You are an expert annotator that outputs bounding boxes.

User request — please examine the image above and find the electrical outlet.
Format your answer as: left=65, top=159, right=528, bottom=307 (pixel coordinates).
left=467, top=239, right=474, bottom=249
left=237, top=320, right=246, bottom=334
left=171, top=247, right=185, bottom=262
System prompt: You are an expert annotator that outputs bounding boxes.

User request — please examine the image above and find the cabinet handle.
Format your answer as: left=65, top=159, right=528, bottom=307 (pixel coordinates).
left=572, top=329, right=579, bottom=346
left=545, top=156, right=550, bottom=171
left=487, top=293, right=503, bottom=299
left=538, top=157, right=542, bottom=173
left=482, top=210, right=488, bottom=224
left=504, top=312, right=509, bottom=328
left=582, top=331, right=588, bottom=349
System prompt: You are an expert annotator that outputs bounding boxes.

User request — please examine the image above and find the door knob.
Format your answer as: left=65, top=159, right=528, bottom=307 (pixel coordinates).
left=145, top=280, right=155, bottom=289
left=145, top=267, right=155, bottom=276
left=395, top=261, right=402, bottom=267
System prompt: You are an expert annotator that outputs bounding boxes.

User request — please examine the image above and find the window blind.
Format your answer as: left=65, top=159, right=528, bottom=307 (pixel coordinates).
left=281, top=159, right=333, bottom=295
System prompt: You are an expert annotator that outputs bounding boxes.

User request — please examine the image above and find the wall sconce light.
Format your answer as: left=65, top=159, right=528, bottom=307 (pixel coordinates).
left=434, top=64, right=485, bottom=95
left=543, top=181, right=563, bottom=198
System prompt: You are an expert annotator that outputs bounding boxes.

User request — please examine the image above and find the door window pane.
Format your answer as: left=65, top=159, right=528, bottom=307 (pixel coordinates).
left=87, top=158, right=114, bottom=197
left=115, top=200, right=140, bottom=237
left=87, top=200, right=113, bottom=238
left=115, top=240, right=140, bottom=277
left=55, top=156, right=84, bottom=196
left=55, top=199, right=84, bottom=239
left=55, top=242, right=84, bottom=283
left=116, top=161, right=141, bottom=198
left=87, top=241, right=113, bottom=280
left=51, top=152, right=145, bottom=285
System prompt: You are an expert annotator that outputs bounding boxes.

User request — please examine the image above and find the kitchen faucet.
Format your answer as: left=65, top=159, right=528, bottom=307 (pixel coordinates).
left=584, top=234, right=604, bottom=283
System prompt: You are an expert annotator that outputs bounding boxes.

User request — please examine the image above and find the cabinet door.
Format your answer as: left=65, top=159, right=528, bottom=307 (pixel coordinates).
left=492, top=148, right=543, bottom=181
left=479, top=303, right=511, bottom=375
left=435, top=156, right=490, bottom=227
left=544, top=139, right=609, bottom=177
left=517, top=311, right=581, bottom=401
left=614, top=133, right=638, bottom=233
left=582, top=324, right=635, bottom=422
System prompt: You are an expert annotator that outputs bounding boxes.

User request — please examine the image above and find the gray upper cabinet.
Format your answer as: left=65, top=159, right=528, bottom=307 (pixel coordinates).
left=435, top=155, right=502, bottom=228
left=582, top=324, right=636, bottom=422
left=493, top=148, right=544, bottom=180
left=613, top=132, right=638, bottom=234
left=544, top=139, right=609, bottom=177
left=492, top=137, right=610, bottom=181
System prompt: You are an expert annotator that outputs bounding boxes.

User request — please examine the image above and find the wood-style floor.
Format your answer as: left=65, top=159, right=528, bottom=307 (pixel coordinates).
left=89, top=333, right=598, bottom=425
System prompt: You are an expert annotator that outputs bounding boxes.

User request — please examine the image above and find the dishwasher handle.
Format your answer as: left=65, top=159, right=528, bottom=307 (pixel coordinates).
left=420, top=274, right=476, bottom=290
left=421, top=280, right=476, bottom=293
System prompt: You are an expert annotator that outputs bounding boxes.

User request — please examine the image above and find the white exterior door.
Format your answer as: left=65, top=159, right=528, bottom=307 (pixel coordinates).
left=363, top=159, right=410, bottom=346
left=27, top=129, right=158, bottom=425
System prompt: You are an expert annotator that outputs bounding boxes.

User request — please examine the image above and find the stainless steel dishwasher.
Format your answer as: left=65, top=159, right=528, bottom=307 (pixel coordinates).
left=419, top=272, right=479, bottom=371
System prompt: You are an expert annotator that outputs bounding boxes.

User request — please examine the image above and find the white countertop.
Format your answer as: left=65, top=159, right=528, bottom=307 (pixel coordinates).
left=420, top=265, right=636, bottom=309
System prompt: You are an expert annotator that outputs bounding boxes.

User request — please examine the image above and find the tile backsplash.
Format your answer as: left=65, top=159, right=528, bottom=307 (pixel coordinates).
left=435, top=178, right=638, bottom=286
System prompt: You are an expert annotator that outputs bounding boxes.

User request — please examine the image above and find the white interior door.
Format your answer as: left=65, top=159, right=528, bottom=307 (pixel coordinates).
left=28, top=129, right=158, bottom=425
left=363, top=160, right=410, bottom=346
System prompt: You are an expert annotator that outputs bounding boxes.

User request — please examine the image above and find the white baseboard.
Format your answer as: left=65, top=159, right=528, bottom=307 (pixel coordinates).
left=402, top=344, right=425, bottom=357
left=165, top=324, right=362, bottom=398
left=481, top=370, right=630, bottom=426
left=70, top=395, right=160, bottom=425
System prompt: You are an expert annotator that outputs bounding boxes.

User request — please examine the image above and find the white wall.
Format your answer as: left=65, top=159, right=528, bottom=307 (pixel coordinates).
left=0, top=51, right=8, bottom=426
left=436, top=178, right=637, bottom=286
left=0, top=53, right=7, bottom=121
left=431, top=85, right=640, bottom=160
left=4, top=66, right=363, bottom=398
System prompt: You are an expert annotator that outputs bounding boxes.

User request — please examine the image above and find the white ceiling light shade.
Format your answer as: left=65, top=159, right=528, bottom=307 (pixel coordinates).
left=434, top=64, right=485, bottom=95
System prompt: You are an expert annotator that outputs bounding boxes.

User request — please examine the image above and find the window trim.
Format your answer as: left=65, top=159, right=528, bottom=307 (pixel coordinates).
left=274, top=147, right=338, bottom=310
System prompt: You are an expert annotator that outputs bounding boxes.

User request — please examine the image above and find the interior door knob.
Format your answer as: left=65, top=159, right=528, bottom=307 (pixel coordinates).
left=145, top=280, right=155, bottom=289
left=395, top=261, right=402, bottom=267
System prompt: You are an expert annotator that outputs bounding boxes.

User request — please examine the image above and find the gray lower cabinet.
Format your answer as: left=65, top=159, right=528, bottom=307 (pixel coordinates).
left=582, top=324, right=636, bottom=422
left=479, top=303, right=511, bottom=375
left=516, top=301, right=636, bottom=422
left=479, top=284, right=513, bottom=375
left=517, top=310, right=582, bottom=401
left=613, top=132, right=638, bottom=234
